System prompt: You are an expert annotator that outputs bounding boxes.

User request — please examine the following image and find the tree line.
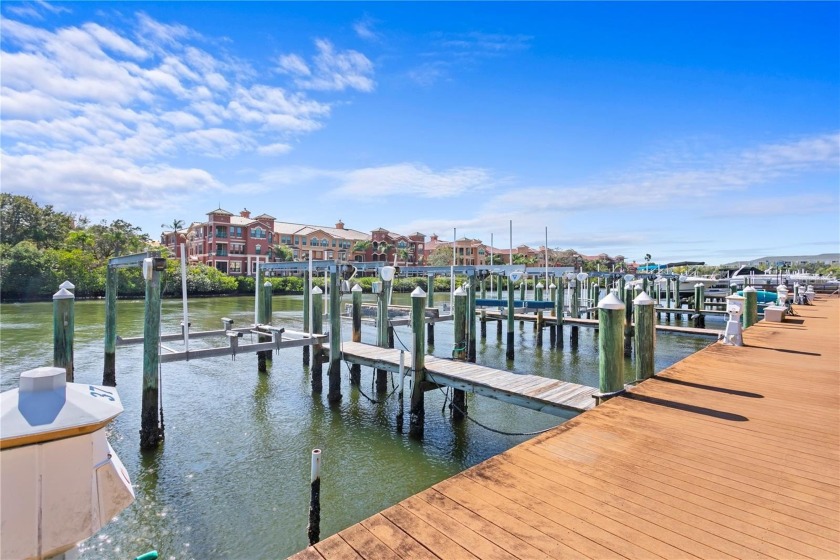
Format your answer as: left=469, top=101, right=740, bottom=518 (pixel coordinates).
left=0, top=194, right=260, bottom=301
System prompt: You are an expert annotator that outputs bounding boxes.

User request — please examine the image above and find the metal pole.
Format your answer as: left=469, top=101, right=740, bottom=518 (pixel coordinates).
left=180, top=242, right=189, bottom=353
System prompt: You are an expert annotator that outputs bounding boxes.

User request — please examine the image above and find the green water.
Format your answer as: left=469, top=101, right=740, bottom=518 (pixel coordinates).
left=0, top=294, right=713, bottom=559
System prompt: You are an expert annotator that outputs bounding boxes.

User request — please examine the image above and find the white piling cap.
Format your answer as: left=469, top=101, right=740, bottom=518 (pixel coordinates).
left=598, top=292, right=625, bottom=310
left=1, top=367, right=123, bottom=449
left=694, top=282, right=705, bottom=288
left=633, top=292, right=655, bottom=305
left=52, top=288, right=74, bottom=300
left=549, top=283, right=556, bottom=289
left=726, top=294, right=745, bottom=301
left=536, top=282, right=544, bottom=289
left=351, top=284, right=362, bottom=292
left=743, top=286, right=757, bottom=293
left=312, top=286, right=322, bottom=294
left=264, top=280, right=272, bottom=287
left=454, top=286, right=466, bottom=296
left=59, top=280, right=75, bottom=290
left=411, top=286, right=426, bottom=298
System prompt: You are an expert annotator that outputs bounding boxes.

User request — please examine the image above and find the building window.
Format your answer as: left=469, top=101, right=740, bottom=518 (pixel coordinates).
left=301, top=237, right=307, bottom=245
left=256, top=245, right=262, bottom=254
left=251, top=227, right=266, bottom=239
left=230, top=261, right=242, bottom=273
left=321, top=239, right=328, bottom=247
left=311, top=237, right=318, bottom=246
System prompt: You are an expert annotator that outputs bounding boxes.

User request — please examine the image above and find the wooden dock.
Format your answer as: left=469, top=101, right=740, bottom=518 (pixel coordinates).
left=292, top=296, right=840, bottom=559
left=333, top=342, right=599, bottom=416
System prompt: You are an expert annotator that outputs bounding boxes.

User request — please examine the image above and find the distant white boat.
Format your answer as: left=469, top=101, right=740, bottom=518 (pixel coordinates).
left=727, top=266, right=837, bottom=290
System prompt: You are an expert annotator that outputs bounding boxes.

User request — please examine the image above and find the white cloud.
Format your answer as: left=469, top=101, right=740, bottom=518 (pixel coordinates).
left=4, top=1, right=70, bottom=20
left=257, top=143, right=293, bottom=156
left=1, top=11, right=373, bottom=216
left=1, top=149, right=220, bottom=214
left=335, top=163, right=491, bottom=197
left=409, top=31, right=532, bottom=86
left=257, top=162, right=495, bottom=198
left=276, top=54, right=310, bottom=76
left=353, top=16, right=380, bottom=41
left=81, top=22, right=148, bottom=59
left=277, top=39, right=375, bottom=92
left=487, top=132, right=840, bottom=215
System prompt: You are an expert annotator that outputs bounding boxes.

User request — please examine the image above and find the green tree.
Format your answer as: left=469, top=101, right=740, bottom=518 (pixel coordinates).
left=273, top=244, right=294, bottom=262
left=427, top=245, right=453, bottom=266
left=352, top=240, right=371, bottom=253
left=396, top=247, right=410, bottom=264
left=0, top=193, right=74, bottom=248
left=0, top=241, right=55, bottom=299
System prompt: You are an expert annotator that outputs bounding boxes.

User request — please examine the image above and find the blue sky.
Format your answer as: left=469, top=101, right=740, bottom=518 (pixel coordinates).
left=2, top=1, right=838, bottom=264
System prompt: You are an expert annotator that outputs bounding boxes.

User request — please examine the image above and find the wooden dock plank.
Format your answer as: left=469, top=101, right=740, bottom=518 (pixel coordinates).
left=335, top=341, right=598, bottom=414
left=358, top=515, right=438, bottom=560
left=295, top=298, right=840, bottom=560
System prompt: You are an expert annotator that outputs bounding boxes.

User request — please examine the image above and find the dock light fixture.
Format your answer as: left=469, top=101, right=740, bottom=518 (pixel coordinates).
left=509, top=270, right=524, bottom=283
left=721, top=294, right=745, bottom=346
left=576, top=272, right=588, bottom=282
left=623, top=274, right=635, bottom=283
left=777, top=284, right=789, bottom=306
left=380, top=266, right=396, bottom=282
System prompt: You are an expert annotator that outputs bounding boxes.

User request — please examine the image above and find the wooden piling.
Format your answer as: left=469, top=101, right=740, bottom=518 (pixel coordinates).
left=302, top=271, right=310, bottom=366
left=556, top=278, right=565, bottom=349
left=140, top=261, right=164, bottom=450
left=307, top=449, right=321, bottom=546
left=743, top=286, right=758, bottom=328
left=453, top=287, right=467, bottom=361
left=257, top=281, right=272, bottom=373
left=327, top=271, right=342, bottom=403
left=506, top=276, right=515, bottom=360
left=480, top=308, right=487, bottom=339
left=53, top=286, right=75, bottom=382
left=536, top=310, right=544, bottom=347
left=376, top=278, right=392, bottom=393
left=426, top=273, right=435, bottom=347
left=311, top=287, right=323, bottom=394
left=597, top=292, right=625, bottom=401
left=351, top=284, right=362, bottom=342
left=623, top=285, right=634, bottom=357
left=409, top=287, right=426, bottom=439
left=634, top=292, right=655, bottom=380
left=571, top=279, right=580, bottom=348
left=103, top=265, right=118, bottom=386
left=548, top=282, right=556, bottom=347
left=452, top=286, right=468, bottom=418
left=467, top=278, right=477, bottom=362
left=693, top=283, right=705, bottom=328
left=664, top=276, right=671, bottom=322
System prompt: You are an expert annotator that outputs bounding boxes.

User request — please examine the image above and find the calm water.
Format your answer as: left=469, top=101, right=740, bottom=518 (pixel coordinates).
left=0, top=293, right=714, bottom=559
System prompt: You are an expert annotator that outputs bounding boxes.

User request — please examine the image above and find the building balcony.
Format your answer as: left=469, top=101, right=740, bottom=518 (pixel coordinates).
left=215, top=251, right=228, bottom=257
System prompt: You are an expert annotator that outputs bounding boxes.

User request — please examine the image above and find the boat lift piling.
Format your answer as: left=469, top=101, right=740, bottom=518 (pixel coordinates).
left=53, top=283, right=75, bottom=382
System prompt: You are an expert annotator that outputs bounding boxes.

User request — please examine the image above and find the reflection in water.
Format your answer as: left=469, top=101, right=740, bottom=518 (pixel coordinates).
left=0, top=295, right=710, bottom=558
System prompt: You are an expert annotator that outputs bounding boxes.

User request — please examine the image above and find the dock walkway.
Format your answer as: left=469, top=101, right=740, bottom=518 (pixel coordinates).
left=294, top=297, right=840, bottom=559
left=334, top=341, right=599, bottom=416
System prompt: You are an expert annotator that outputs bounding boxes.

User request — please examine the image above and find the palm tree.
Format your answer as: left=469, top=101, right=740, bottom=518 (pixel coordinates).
left=161, top=219, right=185, bottom=257
left=397, top=247, right=410, bottom=265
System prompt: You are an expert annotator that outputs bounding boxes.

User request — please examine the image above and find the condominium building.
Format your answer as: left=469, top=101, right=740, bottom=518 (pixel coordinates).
left=161, top=209, right=369, bottom=275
